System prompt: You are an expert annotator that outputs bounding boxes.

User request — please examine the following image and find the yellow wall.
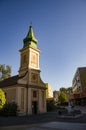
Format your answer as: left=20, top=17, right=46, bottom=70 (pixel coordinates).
left=45, top=83, right=53, bottom=99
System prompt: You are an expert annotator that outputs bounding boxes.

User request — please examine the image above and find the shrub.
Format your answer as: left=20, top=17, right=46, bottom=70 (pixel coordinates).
left=0, top=102, right=18, bottom=116
left=0, top=89, right=6, bottom=109
left=47, top=100, right=57, bottom=111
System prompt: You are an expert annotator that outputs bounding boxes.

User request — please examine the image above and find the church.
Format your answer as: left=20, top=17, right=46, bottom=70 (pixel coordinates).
left=0, top=25, right=46, bottom=115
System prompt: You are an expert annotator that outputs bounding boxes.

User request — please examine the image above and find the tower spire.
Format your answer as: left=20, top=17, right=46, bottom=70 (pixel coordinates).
left=23, top=25, right=38, bottom=48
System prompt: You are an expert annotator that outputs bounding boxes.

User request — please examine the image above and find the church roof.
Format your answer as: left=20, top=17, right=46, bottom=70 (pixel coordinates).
left=23, top=25, right=38, bottom=48
left=0, top=75, right=19, bottom=88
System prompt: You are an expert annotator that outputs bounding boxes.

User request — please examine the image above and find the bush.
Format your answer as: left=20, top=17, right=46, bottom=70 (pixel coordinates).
left=0, top=89, right=6, bottom=109
left=0, top=102, right=18, bottom=116
left=47, top=100, right=57, bottom=111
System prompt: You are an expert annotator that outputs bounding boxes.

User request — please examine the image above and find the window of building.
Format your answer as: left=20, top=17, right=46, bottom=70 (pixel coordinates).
left=33, top=91, right=37, bottom=98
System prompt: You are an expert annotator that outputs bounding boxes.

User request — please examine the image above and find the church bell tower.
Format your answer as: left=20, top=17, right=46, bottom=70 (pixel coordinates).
left=19, top=25, right=40, bottom=77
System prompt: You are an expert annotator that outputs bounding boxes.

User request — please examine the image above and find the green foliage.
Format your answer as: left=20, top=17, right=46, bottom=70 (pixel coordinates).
left=59, top=87, right=73, bottom=94
left=58, top=92, right=68, bottom=104
left=0, top=64, right=11, bottom=81
left=0, top=102, right=18, bottom=116
left=60, top=87, right=67, bottom=93
left=0, top=89, right=6, bottom=109
left=47, top=100, right=57, bottom=111
left=66, top=87, right=73, bottom=94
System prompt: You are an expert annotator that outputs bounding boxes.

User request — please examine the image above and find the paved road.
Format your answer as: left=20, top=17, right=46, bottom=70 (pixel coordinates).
left=0, top=106, right=86, bottom=130
left=0, top=111, right=86, bottom=127
left=1, top=122, right=86, bottom=130
left=32, top=122, right=86, bottom=130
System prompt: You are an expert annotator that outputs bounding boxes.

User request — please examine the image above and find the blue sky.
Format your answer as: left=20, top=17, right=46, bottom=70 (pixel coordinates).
left=0, top=0, right=86, bottom=90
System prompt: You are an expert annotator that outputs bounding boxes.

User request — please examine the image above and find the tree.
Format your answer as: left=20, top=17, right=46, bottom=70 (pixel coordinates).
left=59, top=87, right=67, bottom=93
left=58, top=92, right=68, bottom=104
left=0, top=89, right=6, bottom=109
left=0, top=64, right=11, bottom=81
left=66, top=87, right=73, bottom=94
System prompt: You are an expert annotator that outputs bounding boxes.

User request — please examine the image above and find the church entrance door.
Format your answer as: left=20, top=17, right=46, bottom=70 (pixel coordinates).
left=32, top=101, right=37, bottom=114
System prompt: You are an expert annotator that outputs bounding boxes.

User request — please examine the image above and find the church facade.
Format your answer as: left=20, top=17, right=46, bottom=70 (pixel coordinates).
left=0, top=25, right=46, bottom=115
